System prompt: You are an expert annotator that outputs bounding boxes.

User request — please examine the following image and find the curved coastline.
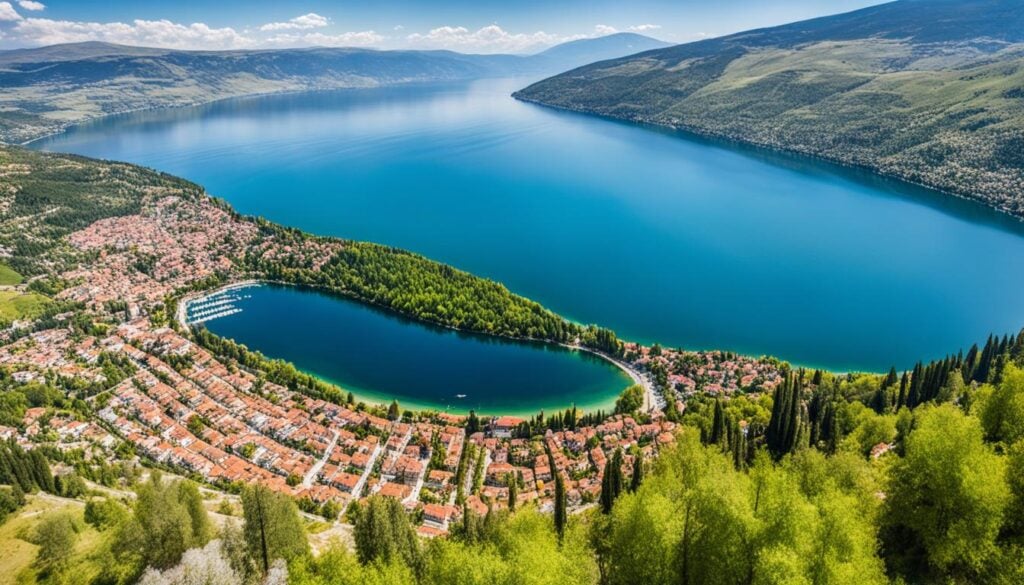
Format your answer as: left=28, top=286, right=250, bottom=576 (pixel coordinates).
left=178, top=280, right=643, bottom=416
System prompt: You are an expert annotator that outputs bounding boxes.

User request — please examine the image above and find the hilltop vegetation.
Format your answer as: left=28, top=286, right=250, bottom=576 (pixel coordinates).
left=515, top=0, right=1024, bottom=217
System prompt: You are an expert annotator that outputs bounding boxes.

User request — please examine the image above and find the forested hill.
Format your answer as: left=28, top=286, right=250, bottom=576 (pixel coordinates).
left=0, top=33, right=667, bottom=144
left=514, top=0, right=1024, bottom=217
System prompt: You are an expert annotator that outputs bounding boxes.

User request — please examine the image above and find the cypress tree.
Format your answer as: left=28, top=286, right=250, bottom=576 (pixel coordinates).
left=630, top=451, right=644, bottom=492
left=507, top=472, right=518, bottom=512
left=897, top=372, right=909, bottom=409
left=908, top=363, right=923, bottom=408
left=554, top=471, right=566, bottom=541
left=710, top=399, right=725, bottom=446
left=882, top=367, right=898, bottom=389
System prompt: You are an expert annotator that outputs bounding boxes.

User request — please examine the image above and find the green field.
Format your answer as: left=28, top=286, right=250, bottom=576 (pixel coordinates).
left=0, top=291, right=50, bottom=323
left=0, top=264, right=23, bottom=286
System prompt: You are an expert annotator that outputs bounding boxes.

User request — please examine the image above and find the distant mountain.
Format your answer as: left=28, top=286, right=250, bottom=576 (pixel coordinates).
left=532, top=33, right=670, bottom=66
left=515, top=0, right=1024, bottom=217
left=0, top=34, right=666, bottom=144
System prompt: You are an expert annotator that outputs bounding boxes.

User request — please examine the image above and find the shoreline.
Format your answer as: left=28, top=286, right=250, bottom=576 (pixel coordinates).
left=178, top=279, right=645, bottom=417
left=511, top=94, right=1024, bottom=226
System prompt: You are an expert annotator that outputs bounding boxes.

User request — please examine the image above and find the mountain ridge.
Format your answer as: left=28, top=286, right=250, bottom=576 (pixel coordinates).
left=0, top=33, right=668, bottom=144
left=514, top=0, right=1024, bottom=216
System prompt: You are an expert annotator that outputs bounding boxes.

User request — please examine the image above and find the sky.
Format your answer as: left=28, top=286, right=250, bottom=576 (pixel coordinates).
left=0, top=0, right=890, bottom=54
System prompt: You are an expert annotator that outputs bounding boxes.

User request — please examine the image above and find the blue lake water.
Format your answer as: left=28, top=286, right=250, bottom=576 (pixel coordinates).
left=194, top=284, right=632, bottom=415
left=35, top=77, right=1024, bottom=374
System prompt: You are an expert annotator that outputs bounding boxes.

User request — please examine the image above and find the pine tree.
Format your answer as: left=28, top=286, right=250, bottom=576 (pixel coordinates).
left=242, top=483, right=308, bottom=575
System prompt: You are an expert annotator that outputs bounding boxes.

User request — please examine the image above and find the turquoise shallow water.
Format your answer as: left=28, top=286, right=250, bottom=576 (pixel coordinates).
left=35, top=77, right=1024, bottom=374
left=195, top=284, right=632, bottom=415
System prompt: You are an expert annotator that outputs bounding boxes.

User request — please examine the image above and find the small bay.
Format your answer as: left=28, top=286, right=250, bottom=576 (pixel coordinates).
left=195, top=284, right=632, bottom=414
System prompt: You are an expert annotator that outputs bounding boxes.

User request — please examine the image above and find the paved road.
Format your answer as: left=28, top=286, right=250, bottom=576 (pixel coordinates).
left=302, top=430, right=339, bottom=488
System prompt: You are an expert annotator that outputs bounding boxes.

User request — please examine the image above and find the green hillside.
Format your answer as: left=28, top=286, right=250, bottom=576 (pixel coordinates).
left=0, top=34, right=666, bottom=145
left=515, top=0, right=1024, bottom=217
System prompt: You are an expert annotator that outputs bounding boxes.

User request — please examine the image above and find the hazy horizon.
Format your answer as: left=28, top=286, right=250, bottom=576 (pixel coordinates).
left=0, top=0, right=887, bottom=54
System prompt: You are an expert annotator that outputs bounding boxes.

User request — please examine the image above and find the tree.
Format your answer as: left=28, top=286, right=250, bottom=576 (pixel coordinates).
left=981, top=363, right=1024, bottom=445
left=116, top=473, right=211, bottom=571
left=85, top=497, right=128, bottom=531
left=630, top=451, right=644, bottom=492
left=466, top=410, right=481, bottom=435
left=554, top=471, right=567, bottom=541
left=241, top=483, right=308, bottom=575
left=387, top=400, right=400, bottom=421
left=709, top=399, right=726, bottom=445
left=766, top=373, right=806, bottom=459
left=614, top=385, right=644, bottom=415
left=507, top=473, right=518, bottom=512
left=34, top=512, right=77, bottom=577
left=603, top=430, right=886, bottom=585
left=353, top=495, right=420, bottom=570
left=882, top=404, right=1010, bottom=581
left=600, top=449, right=625, bottom=514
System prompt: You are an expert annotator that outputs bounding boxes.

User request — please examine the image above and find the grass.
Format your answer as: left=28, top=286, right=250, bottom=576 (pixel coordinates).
left=0, top=291, right=50, bottom=323
left=0, top=494, right=103, bottom=585
left=0, top=264, right=23, bottom=286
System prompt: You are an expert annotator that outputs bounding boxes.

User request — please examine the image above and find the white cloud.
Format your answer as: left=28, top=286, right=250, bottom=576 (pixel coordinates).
left=0, top=2, right=22, bottom=21
left=406, top=24, right=563, bottom=54
left=594, top=24, right=617, bottom=36
left=259, top=13, right=329, bottom=32
left=18, top=1, right=43, bottom=11
left=628, top=24, right=661, bottom=32
left=11, top=18, right=253, bottom=49
left=265, top=30, right=384, bottom=48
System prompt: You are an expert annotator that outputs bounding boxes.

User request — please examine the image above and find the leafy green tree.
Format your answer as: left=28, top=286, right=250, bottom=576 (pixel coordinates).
left=981, top=363, right=1024, bottom=445
left=882, top=404, right=1009, bottom=581
left=85, top=497, right=129, bottom=531
left=115, top=473, right=211, bottom=571
left=34, top=512, right=77, bottom=577
left=604, top=430, right=886, bottom=585
left=353, top=495, right=420, bottom=571
left=613, top=385, right=644, bottom=415
left=241, top=483, right=309, bottom=575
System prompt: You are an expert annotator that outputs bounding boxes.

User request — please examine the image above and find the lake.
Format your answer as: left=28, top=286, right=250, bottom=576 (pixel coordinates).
left=191, top=284, right=632, bottom=415
left=35, top=77, right=1024, bottom=374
